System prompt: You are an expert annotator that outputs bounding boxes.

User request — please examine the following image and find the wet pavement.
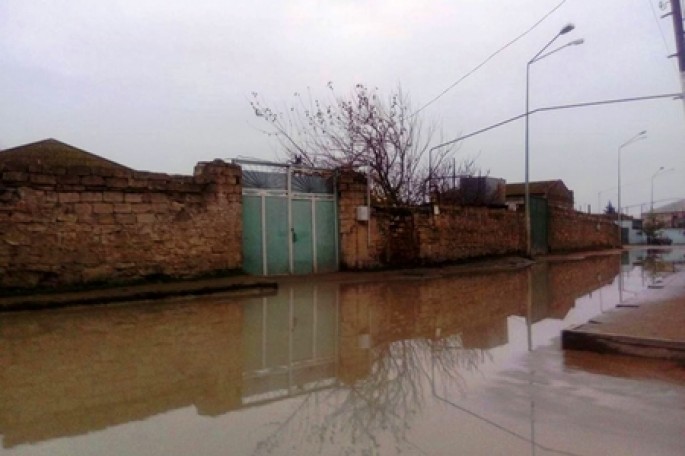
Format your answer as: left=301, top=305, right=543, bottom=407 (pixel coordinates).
left=1, top=249, right=684, bottom=455
left=563, top=248, right=685, bottom=360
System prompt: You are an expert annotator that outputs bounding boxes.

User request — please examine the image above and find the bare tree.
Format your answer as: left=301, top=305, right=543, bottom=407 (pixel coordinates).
left=250, top=83, right=472, bottom=205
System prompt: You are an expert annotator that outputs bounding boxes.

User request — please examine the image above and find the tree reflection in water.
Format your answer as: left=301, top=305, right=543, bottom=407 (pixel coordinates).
left=253, top=333, right=488, bottom=455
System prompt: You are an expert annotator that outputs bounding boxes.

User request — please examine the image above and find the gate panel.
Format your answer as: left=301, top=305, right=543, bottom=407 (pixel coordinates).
left=238, top=160, right=338, bottom=276
left=315, top=200, right=337, bottom=273
left=292, top=199, right=314, bottom=274
left=265, top=196, right=290, bottom=275
left=242, top=195, right=264, bottom=275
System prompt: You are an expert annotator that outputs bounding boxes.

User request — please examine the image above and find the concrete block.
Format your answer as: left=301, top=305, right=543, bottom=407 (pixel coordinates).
left=74, top=203, right=93, bottom=215
left=93, top=203, right=114, bottom=214
left=81, top=175, right=106, bottom=186
left=105, top=177, right=129, bottom=188
left=29, top=174, right=57, bottom=185
left=124, top=193, right=143, bottom=203
left=115, top=213, right=136, bottom=225
left=103, top=192, right=124, bottom=203
left=114, top=203, right=132, bottom=213
left=2, top=171, right=28, bottom=182
left=58, top=193, right=81, bottom=203
left=136, top=213, right=156, bottom=224
left=81, top=192, right=103, bottom=202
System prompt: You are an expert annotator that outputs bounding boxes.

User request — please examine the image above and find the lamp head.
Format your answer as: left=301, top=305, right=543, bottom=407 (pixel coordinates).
left=639, top=130, right=647, bottom=136
left=569, top=38, right=584, bottom=46
left=560, top=24, right=575, bottom=35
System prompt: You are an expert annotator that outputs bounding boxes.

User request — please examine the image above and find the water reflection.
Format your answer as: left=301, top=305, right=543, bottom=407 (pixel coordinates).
left=0, top=253, right=651, bottom=454
left=617, top=248, right=685, bottom=302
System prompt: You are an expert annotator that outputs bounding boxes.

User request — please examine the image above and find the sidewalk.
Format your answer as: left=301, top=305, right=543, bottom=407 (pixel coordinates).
left=0, top=255, right=537, bottom=311
left=0, top=275, right=278, bottom=311
left=562, top=265, right=685, bottom=361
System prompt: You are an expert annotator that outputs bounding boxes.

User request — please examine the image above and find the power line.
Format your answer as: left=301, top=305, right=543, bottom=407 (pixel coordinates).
left=431, top=92, right=682, bottom=150
left=413, top=0, right=568, bottom=116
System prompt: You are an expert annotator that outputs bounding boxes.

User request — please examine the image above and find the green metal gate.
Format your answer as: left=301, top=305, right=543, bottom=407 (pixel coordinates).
left=530, top=196, right=549, bottom=255
left=238, top=160, right=338, bottom=276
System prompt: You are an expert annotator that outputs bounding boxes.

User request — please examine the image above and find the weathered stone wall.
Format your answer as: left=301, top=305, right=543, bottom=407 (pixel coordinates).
left=338, top=170, right=618, bottom=269
left=414, top=205, right=525, bottom=263
left=337, top=171, right=383, bottom=269
left=337, top=171, right=524, bottom=269
left=2, top=164, right=620, bottom=287
left=0, top=160, right=242, bottom=288
left=548, top=205, right=618, bottom=252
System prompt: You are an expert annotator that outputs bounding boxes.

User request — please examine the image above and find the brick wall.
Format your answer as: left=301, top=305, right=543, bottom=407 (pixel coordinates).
left=337, top=171, right=382, bottom=269
left=337, top=170, right=618, bottom=269
left=414, top=205, right=525, bottom=263
left=0, top=160, right=242, bottom=288
left=1, top=164, right=620, bottom=288
left=337, top=170, right=524, bottom=269
left=548, top=205, right=618, bottom=252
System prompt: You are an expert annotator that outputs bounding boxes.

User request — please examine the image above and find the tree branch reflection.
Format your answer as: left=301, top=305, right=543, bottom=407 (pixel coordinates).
left=252, top=333, right=488, bottom=455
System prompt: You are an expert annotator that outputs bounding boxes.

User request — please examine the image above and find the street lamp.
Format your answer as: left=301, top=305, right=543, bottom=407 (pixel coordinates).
left=617, top=130, right=647, bottom=246
left=525, top=24, right=583, bottom=257
left=651, top=166, right=674, bottom=213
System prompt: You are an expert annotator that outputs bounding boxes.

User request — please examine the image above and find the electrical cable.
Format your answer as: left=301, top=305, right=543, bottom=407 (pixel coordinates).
left=431, top=92, right=682, bottom=150
left=413, top=0, right=568, bottom=116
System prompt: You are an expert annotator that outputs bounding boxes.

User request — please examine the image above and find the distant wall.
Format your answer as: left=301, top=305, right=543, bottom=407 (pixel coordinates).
left=337, top=171, right=524, bottom=269
left=0, top=160, right=242, bottom=288
left=413, top=205, right=525, bottom=263
left=662, top=227, right=685, bottom=244
left=548, top=205, right=618, bottom=252
left=338, top=171, right=618, bottom=269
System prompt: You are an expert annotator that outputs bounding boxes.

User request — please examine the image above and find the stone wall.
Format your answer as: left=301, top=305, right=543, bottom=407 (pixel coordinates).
left=337, top=171, right=381, bottom=269
left=414, top=205, right=525, bottom=263
left=1, top=164, right=621, bottom=288
left=337, top=170, right=618, bottom=269
left=337, top=171, right=524, bottom=269
left=548, top=205, right=618, bottom=252
left=0, top=160, right=242, bottom=288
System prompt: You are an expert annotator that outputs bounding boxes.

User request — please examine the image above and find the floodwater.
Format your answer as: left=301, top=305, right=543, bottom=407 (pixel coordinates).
left=1, top=251, right=684, bottom=456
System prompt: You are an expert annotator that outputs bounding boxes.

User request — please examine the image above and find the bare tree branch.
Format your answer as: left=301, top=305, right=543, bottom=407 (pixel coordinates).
left=250, top=84, right=478, bottom=205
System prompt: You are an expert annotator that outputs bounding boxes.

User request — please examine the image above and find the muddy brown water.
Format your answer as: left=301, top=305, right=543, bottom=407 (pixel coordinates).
left=1, top=250, right=684, bottom=455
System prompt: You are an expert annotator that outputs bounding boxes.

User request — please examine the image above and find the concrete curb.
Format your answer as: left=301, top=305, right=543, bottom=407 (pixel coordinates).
left=562, top=259, right=685, bottom=361
left=562, top=326, right=685, bottom=361
left=0, top=281, right=277, bottom=312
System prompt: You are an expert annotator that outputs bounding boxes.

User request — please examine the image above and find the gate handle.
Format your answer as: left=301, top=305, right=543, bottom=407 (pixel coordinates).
left=291, top=228, right=297, bottom=243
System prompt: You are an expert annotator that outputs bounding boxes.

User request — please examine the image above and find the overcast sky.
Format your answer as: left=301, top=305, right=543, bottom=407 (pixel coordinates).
left=2, top=0, right=683, bottom=213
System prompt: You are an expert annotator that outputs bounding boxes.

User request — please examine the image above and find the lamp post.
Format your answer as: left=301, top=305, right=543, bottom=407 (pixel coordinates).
left=617, top=130, right=647, bottom=246
left=525, top=24, right=583, bottom=257
left=650, top=166, right=664, bottom=215
left=651, top=167, right=674, bottom=213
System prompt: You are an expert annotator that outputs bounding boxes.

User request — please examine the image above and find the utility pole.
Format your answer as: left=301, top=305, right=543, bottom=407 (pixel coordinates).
left=666, top=1, right=685, bottom=111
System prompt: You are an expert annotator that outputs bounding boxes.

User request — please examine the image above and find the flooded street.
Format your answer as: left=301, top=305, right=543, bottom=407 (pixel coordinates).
left=1, top=252, right=684, bottom=455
